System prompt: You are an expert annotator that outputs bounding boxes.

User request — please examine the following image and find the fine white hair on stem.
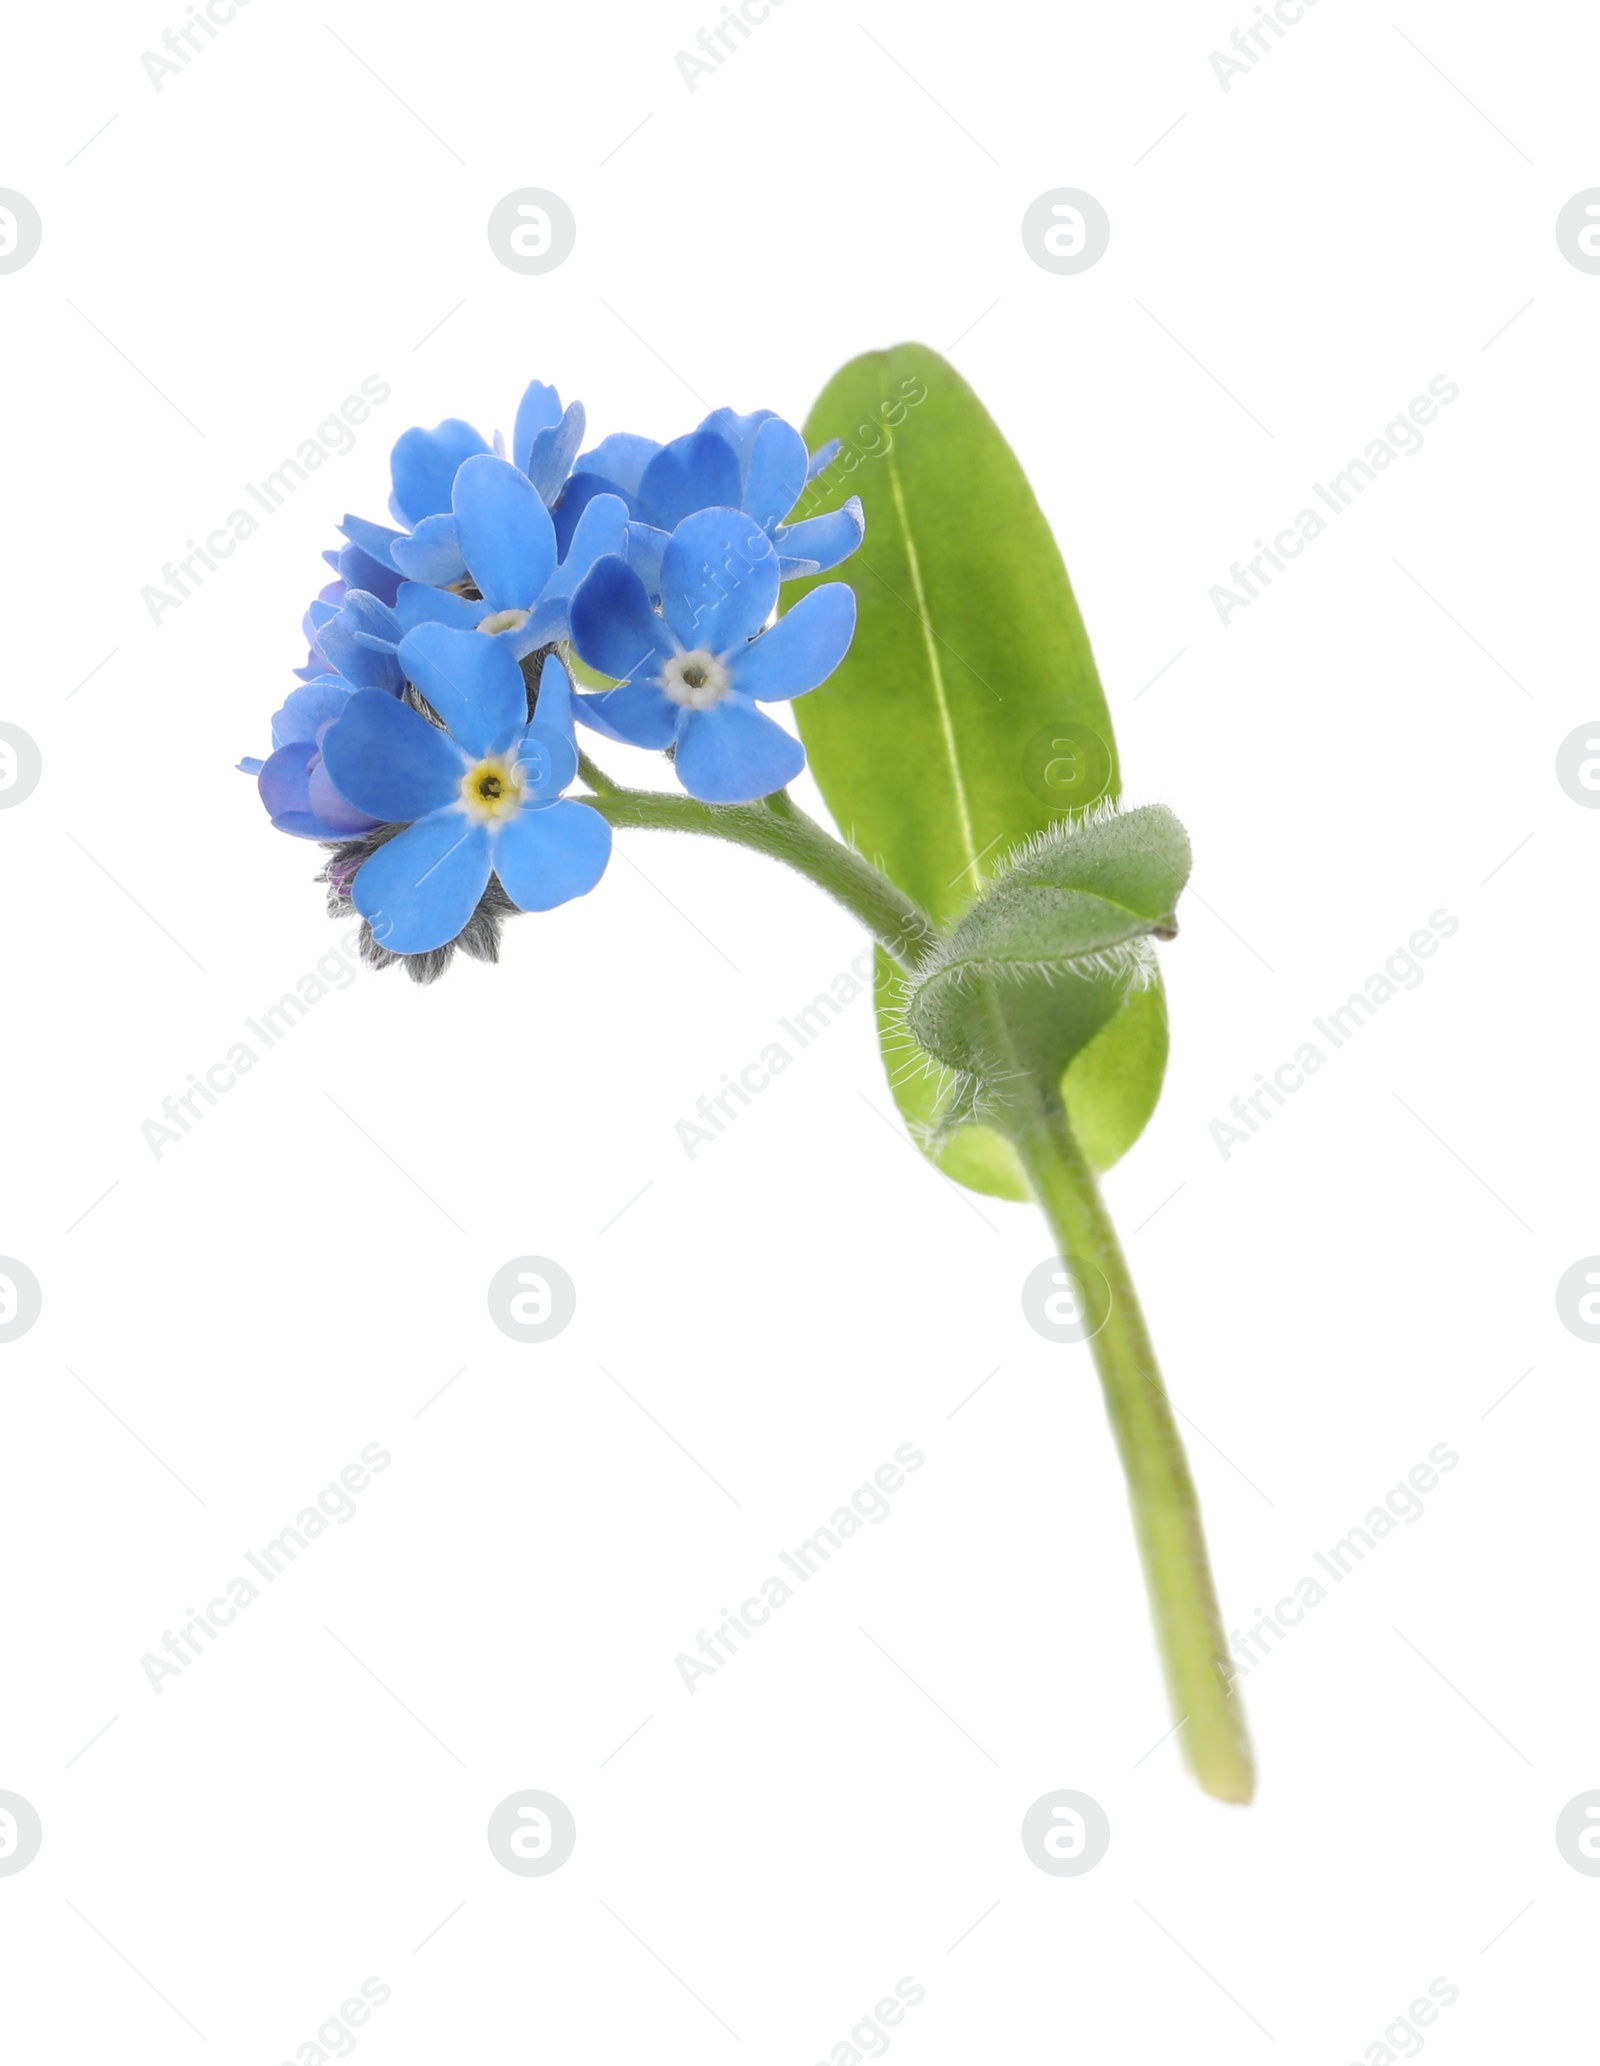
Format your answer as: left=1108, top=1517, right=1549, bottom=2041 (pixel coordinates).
left=879, top=799, right=1175, bottom=1123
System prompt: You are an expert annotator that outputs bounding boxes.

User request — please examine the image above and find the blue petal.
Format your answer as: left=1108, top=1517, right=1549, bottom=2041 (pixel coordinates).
left=493, top=798, right=611, bottom=912
left=452, top=454, right=556, bottom=615
left=305, top=583, right=343, bottom=644
left=238, top=756, right=265, bottom=776
left=271, top=676, right=352, bottom=748
left=321, top=689, right=466, bottom=821
left=570, top=555, right=676, bottom=682
left=337, top=541, right=402, bottom=607
left=729, top=584, right=856, bottom=702
left=771, top=497, right=865, bottom=575
left=393, top=583, right=487, bottom=635
left=397, top=623, right=529, bottom=759
left=306, top=757, right=380, bottom=835
left=624, top=521, right=668, bottom=599
left=510, top=595, right=569, bottom=655
left=553, top=471, right=635, bottom=558
left=390, top=512, right=467, bottom=585
left=354, top=811, right=492, bottom=954
left=390, top=418, right=490, bottom=526
left=514, top=726, right=578, bottom=804
left=639, top=430, right=743, bottom=532
left=318, top=592, right=405, bottom=693
left=575, top=432, right=660, bottom=500
left=516, top=655, right=579, bottom=798
left=742, top=417, right=808, bottom=529
left=260, top=811, right=327, bottom=840
left=516, top=736, right=579, bottom=806
left=573, top=684, right=678, bottom=750
left=673, top=693, right=805, bottom=804
left=547, top=493, right=630, bottom=598
left=806, top=437, right=841, bottom=482
left=257, top=742, right=314, bottom=825
left=660, top=509, right=779, bottom=654
left=339, top=513, right=406, bottom=566
left=256, top=741, right=376, bottom=840
left=698, top=407, right=776, bottom=479
left=529, top=652, right=577, bottom=746
left=511, top=380, right=564, bottom=469
left=524, top=400, right=586, bottom=505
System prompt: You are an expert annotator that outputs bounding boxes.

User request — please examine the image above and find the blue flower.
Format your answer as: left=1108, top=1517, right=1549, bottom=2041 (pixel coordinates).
left=699, top=406, right=859, bottom=574
left=318, top=632, right=611, bottom=954
left=558, top=408, right=863, bottom=593
left=242, top=677, right=381, bottom=841
left=337, top=379, right=586, bottom=589
left=295, top=578, right=347, bottom=681
left=314, top=589, right=408, bottom=695
left=324, top=538, right=402, bottom=609
left=389, top=454, right=629, bottom=655
left=569, top=508, right=857, bottom=805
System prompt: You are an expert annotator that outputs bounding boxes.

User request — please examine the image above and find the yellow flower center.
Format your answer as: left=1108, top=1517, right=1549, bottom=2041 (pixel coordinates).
left=461, top=756, right=524, bottom=822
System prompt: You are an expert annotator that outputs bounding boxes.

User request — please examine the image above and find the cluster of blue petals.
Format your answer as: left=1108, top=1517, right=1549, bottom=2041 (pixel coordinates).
left=241, top=378, right=863, bottom=957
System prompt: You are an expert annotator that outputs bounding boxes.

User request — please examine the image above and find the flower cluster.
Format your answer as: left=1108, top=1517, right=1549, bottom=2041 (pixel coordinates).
left=240, top=378, right=864, bottom=979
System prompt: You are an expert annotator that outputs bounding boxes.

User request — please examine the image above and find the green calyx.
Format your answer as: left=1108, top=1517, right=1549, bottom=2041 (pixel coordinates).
left=903, top=804, right=1192, bottom=1091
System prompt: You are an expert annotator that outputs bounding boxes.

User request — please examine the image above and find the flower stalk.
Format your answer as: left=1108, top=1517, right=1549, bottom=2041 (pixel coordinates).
left=577, top=761, right=937, bottom=968
left=583, top=755, right=1255, bottom=1803
left=991, top=1077, right=1254, bottom=1804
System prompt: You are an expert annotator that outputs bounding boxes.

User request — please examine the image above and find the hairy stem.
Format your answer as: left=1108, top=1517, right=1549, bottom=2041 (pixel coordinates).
left=995, top=1077, right=1255, bottom=1804
left=578, top=760, right=938, bottom=969
left=579, top=750, right=1250, bottom=1799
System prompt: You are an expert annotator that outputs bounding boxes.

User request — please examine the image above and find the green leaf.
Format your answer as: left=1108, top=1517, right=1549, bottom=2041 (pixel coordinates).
left=790, top=341, right=1168, bottom=1195
left=905, top=806, right=1190, bottom=1084
left=874, top=955, right=1170, bottom=1200
left=1062, top=981, right=1169, bottom=1169
left=568, top=652, right=619, bottom=692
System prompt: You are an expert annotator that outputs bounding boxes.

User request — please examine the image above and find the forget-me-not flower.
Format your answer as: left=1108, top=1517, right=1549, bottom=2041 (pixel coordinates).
left=569, top=508, right=856, bottom=805
left=558, top=407, right=862, bottom=593
left=318, top=630, right=611, bottom=954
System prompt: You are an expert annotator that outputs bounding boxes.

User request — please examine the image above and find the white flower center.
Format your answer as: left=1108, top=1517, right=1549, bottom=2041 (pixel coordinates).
left=662, top=649, right=730, bottom=710
left=460, top=755, right=524, bottom=823
left=478, top=608, right=530, bottom=637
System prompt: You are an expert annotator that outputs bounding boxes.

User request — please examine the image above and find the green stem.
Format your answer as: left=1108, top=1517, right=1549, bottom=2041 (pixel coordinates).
left=995, top=1078, right=1255, bottom=1804
left=578, top=761, right=938, bottom=970
left=579, top=746, right=1252, bottom=1800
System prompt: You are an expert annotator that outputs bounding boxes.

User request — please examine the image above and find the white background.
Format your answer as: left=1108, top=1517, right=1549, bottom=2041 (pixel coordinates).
left=2, top=0, right=1597, bottom=2059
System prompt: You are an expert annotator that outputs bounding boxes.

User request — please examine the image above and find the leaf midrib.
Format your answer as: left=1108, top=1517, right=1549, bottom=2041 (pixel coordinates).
left=884, top=442, right=978, bottom=883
